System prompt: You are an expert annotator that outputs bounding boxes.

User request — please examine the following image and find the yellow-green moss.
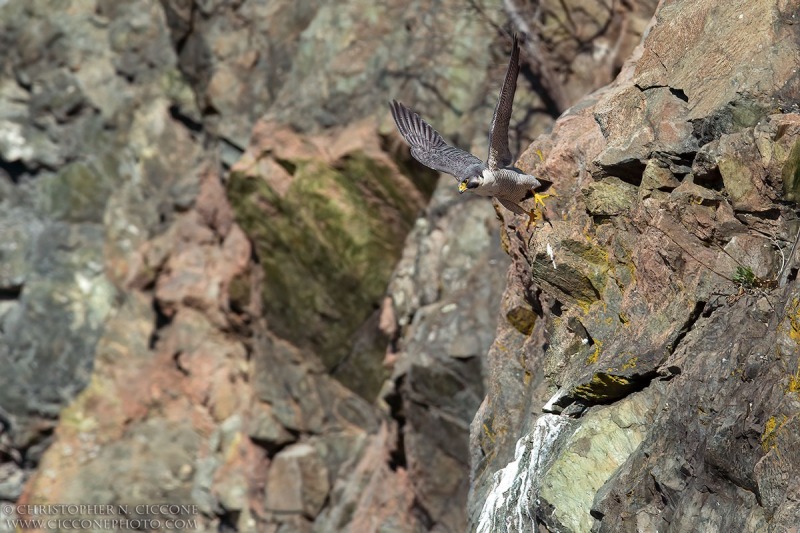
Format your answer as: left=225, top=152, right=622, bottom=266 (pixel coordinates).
left=483, top=423, right=496, bottom=444
left=761, top=415, right=787, bottom=452
left=780, top=139, right=800, bottom=202
left=507, top=306, right=537, bottom=336
left=586, top=340, right=603, bottom=365
left=786, top=367, right=800, bottom=395
left=227, top=151, right=421, bottom=399
left=788, top=298, right=800, bottom=344
left=572, top=372, right=632, bottom=402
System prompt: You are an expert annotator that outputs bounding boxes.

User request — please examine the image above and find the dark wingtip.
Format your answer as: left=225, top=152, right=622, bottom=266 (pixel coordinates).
left=391, top=99, right=407, bottom=112
left=390, top=100, right=414, bottom=137
left=390, top=99, right=406, bottom=118
left=391, top=100, right=416, bottom=124
left=390, top=100, right=402, bottom=123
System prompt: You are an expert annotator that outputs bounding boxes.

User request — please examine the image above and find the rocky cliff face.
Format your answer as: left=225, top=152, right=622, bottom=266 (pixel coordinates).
left=6, top=0, right=793, bottom=532
left=471, top=0, right=800, bottom=531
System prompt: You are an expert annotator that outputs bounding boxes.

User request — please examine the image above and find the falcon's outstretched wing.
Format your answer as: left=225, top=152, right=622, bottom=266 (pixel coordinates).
left=487, top=35, right=520, bottom=171
left=390, top=100, right=484, bottom=181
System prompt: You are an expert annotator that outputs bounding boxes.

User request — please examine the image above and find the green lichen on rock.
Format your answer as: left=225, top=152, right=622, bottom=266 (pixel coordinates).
left=718, top=156, right=755, bottom=207
left=539, top=392, right=654, bottom=532
left=640, top=160, right=680, bottom=194
left=228, top=271, right=252, bottom=313
left=506, top=305, right=537, bottom=336
left=40, top=157, right=117, bottom=223
left=728, top=99, right=769, bottom=130
left=761, top=415, right=787, bottom=452
left=536, top=238, right=611, bottom=307
left=781, top=297, right=800, bottom=345
left=583, top=177, right=639, bottom=216
left=531, top=259, right=603, bottom=311
left=780, top=139, right=800, bottom=202
left=160, top=67, right=201, bottom=122
left=227, top=151, right=418, bottom=398
left=571, top=372, right=632, bottom=402
left=561, top=239, right=610, bottom=266
left=786, top=368, right=800, bottom=396
left=620, top=355, right=638, bottom=370
left=585, top=342, right=601, bottom=364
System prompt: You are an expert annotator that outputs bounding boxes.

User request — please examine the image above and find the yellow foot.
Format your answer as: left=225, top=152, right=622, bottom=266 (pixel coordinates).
left=533, top=192, right=554, bottom=209
left=525, top=191, right=556, bottom=230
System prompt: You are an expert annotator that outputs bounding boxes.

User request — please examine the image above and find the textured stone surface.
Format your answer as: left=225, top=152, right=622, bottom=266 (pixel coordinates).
left=538, top=390, right=656, bottom=532
left=381, top=181, right=509, bottom=531
left=227, top=122, right=430, bottom=400
left=469, top=0, right=800, bottom=531
left=583, top=177, right=639, bottom=216
left=264, top=443, right=330, bottom=517
left=475, top=414, right=574, bottom=533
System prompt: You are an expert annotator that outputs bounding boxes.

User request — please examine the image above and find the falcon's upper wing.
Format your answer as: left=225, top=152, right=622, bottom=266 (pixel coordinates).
left=486, top=35, right=520, bottom=171
left=390, top=100, right=484, bottom=181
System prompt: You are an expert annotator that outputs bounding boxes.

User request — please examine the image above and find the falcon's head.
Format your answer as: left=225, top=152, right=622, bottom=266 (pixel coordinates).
left=458, top=165, right=486, bottom=194
left=458, top=176, right=481, bottom=193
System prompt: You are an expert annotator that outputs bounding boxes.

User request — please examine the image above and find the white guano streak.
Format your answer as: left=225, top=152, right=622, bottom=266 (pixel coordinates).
left=476, top=414, right=571, bottom=533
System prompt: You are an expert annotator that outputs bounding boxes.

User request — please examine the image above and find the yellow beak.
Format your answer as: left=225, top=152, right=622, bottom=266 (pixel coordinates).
left=458, top=181, right=467, bottom=193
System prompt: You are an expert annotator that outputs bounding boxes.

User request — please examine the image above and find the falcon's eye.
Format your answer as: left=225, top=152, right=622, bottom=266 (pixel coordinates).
left=466, top=176, right=481, bottom=189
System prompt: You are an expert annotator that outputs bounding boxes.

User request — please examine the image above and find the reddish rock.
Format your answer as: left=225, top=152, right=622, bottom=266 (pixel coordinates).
left=264, top=443, right=330, bottom=518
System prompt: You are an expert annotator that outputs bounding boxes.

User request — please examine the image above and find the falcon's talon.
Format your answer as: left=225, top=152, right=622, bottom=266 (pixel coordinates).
left=533, top=192, right=554, bottom=209
left=525, top=191, right=556, bottom=230
left=525, top=210, right=538, bottom=231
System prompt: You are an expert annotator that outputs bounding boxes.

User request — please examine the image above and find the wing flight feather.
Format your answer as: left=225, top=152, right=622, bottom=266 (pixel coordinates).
left=390, top=100, right=484, bottom=181
left=487, top=35, right=520, bottom=170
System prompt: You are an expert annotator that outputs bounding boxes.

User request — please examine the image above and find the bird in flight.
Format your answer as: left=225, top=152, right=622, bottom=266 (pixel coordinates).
left=390, top=34, right=549, bottom=222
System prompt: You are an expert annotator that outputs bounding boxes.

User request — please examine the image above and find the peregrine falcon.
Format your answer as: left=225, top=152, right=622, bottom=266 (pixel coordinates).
left=390, top=35, right=548, bottom=220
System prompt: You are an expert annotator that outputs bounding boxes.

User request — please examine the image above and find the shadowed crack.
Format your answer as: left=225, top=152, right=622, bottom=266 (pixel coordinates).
left=669, top=300, right=706, bottom=354
left=147, top=299, right=173, bottom=350
left=0, top=284, right=22, bottom=301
